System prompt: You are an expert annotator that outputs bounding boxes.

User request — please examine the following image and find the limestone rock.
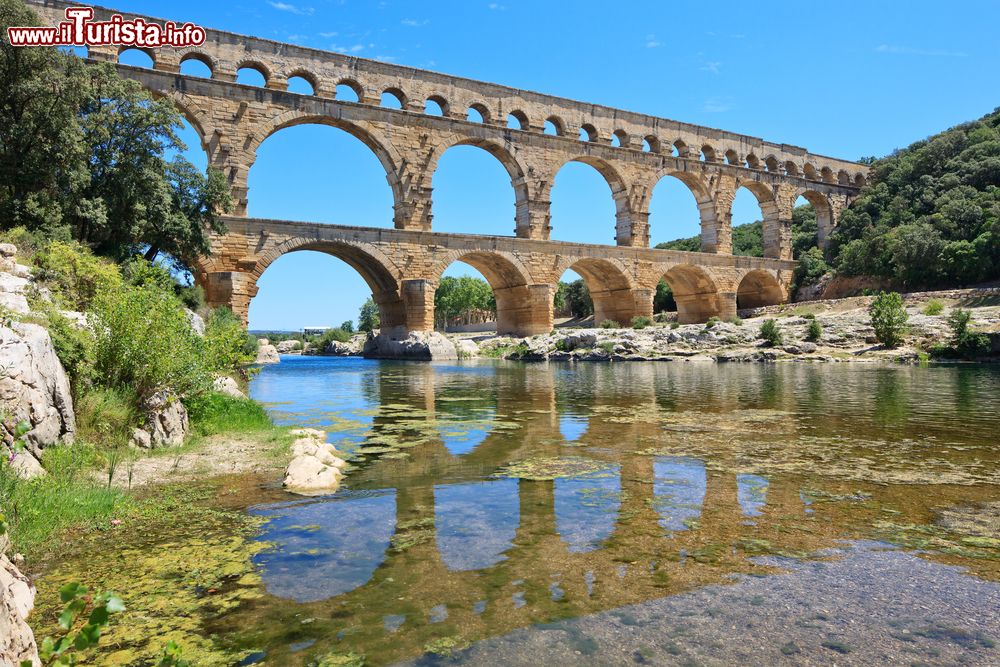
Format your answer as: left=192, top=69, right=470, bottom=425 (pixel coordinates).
left=255, top=340, right=280, bottom=364
left=283, top=454, right=343, bottom=495
left=363, top=331, right=457, bottom=360
left=131, top=427, right=152, bottom=449
left=0, top=323, right=75, bottom=472
left=322, top=339, right=362, bottom=356
left=185, top=309, right=205, bottom=336
left=142, top=392, right=189, bottom=447
left=275, top=339, right=301, bottom=353
left=0, top=272, right=29, bottom=315
left=0, top=543, right=38, bottom=667
left=212, top=375, right=246, bottom=399
left=455, top=338, right=479, bottom=358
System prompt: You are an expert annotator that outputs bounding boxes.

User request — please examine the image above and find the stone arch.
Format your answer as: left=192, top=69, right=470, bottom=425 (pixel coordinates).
left=643, top=135, right=661, bottom=153
left=431, top=250, right=546, bottom=336
left=837, top=169, right=851, bottom=185
left=734, top=180, right=783, bottom=259
left=426, top=94, right=450, bottom=116
left=700, top=144, right=717, bottom=162
left=118, top=46, right=155, bottom=68
left=285, top=68, right=320, bottom=95
left=562, top=257, right=644, bottom=326
left=549, top=155, right=631, bottom=244
left=467, top=102, right=492, bottom=124
left=178, top=50, right=214, bottom=76
left=246, top=113, right=405, bottom=221
left=659, top=264, right=728, bottom=323
left=649, top=169, right=720, bottom=252
left=612, top=129, right=630, bottom=148
left=745, top=153, right=761, bottom=169
left=854, top=173, right=867, bottom=187
left=736, top=269, right=785, bottom=309
left=545, top=115, right=567, bottom=136
left=803, top=163, right=819, bottom=181
left=335, top=78, right=364, bottom=101
left=672, top=139, right=690, bottom=157
left=580, top=123, right=599, bottom=142
left=428, top=138, right=529, bottom=234
left=381, top=87, right=407, bottom=109
left=784, top=161, right=800, bottom=177
left=507, top=109, right=530, bottom=130
left=724, top=149, right=740, bottom=165
left=820, top=166, right=835, bottom=183
left=235, top=59, right=271, bottom=85
left=764, top=155, right=780, bottom=172
left=795, top=188, right=836, bottom=249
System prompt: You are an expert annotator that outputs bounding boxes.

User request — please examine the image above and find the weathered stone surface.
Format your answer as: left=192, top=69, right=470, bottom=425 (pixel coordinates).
left=0, top=535, right=38, bottom=667
left=275, top=339, right=301, bottom=353
left=131, top=427, right=152, bottom=449
left=255, top=341, right=280, bottom=365
left=363, top=331, right=458, bottom=360
left=0, top=272, right=29, bottom=315
left=185, top=309, right=205, bottom=336
left=283, top=430, right=345, bottom=495
left=0, top=323, right=75, bottom=471
left=212, top=375, right=245, bottom=398
left=142, top=392, right=189, bottom=447
left=455, top=338, right=479, bottom=357
left=320, top=337, right=364, bottom=356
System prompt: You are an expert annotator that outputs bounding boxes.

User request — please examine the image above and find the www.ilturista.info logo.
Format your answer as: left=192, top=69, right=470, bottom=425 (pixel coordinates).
left=7, top=6, right=206, bottom=48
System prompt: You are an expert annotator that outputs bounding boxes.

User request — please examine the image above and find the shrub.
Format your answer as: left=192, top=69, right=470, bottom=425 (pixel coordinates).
left=922, top=300, right=944, bottom=316
left=670, top=321, right=680, bottom=330
left=802, top=312, right=816, bottom=320
left=75, top=387, right=141, bottom=448
left=868, top=291, right=909, bottom=348
left=598, top=341, right=616, bottom=354
left=947, top=308, right=991, bottom=357
left=806, top=319, right=823, bottom=342
left=41, top=307, right=95, bottom=392
left=728, top=317, right=743, bottom=326
left=631, top=315, right=651, bottom=330
left=33, top=241, right=123, bottom=311
left=705, top=317, right=720, bottom=329
left=317, top=327, right=351, bottom=350
left=600, top=319, right=619, bottom=329
left=203, top=307, right=257, bottom=377
left=91, top=283, right=209, bottom=402
left=758, top=319, right=783, bottom=346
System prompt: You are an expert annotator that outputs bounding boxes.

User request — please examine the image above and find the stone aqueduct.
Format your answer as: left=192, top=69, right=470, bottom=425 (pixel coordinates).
left=32, top=0, right=869, bottom=335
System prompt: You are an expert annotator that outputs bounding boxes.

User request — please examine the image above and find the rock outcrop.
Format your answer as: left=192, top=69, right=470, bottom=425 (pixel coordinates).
left=0, top=322, right=75, bottom=476
left=212, top=375, right=246, bottom=399
left=136, top=391, right=189, bottom=447
left=363, top=331, right=457, bottom=360
left=282, top=428, right=348, bottom=496
left=0, top=536, right=38, bottom=667
left=0, top=245, right=29, bottom=316
left=320, top=336, right=365, bottom=356
left=275, top=339, right=301, bottom=354
left=255, top=338, right=280, bottom=364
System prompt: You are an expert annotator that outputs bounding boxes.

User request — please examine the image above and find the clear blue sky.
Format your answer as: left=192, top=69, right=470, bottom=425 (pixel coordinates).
left=109, top=0, right=1000, bottom=331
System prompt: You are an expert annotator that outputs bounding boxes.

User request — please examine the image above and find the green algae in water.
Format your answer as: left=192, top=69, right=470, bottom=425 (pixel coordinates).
left=494, top=456, right=616, bottom=481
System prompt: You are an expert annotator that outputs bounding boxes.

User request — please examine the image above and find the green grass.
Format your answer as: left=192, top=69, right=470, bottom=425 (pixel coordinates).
left=0, top=446, right=134, bottom=558
left=922, top=299, right=945, bottom=316
left=186, top=391, right=273, bottom=436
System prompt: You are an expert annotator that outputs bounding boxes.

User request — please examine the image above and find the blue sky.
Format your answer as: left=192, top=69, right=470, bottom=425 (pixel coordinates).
left=109, top=0, right=999, bottom=330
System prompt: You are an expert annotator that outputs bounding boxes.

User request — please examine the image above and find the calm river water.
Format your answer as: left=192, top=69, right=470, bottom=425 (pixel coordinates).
left=232, top=357, right=1000, bottom=665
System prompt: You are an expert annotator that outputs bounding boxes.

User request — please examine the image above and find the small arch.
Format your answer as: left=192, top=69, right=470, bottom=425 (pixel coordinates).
left=579, top=123, right=599, bottom=142
left=507, top=109, right=529, bottom=131
left=672, top=139, right=689, bottom=158
left=642, top=135, right=660, bottom=153
left=745, top=153, right=761, bottom=170
left=784, top=161, right=800, bottom=177
left=803, top=163, right=819, bottom=181
left=380, top=88, right=405, bottom=109
left=611, top=129, right=630, bottom=148
left=820, top=166, right=835, bottom=183
left=179, top=52, right=212, bottom=78
left=700, top=145, right=716, bottom=162
left=659, top=265, right=724, bottom=324
left=837, top=169, right=851, bottom=185
left=736, top=270, right=784, bottom=309
left=724, top=149, right=740, bottom=165
left=544, top=116, right=565, bottom=136
left=764, top=155, right=780, bottom=172
left=335, top=79, right=363, bottom=102
left=118, top=47, right=154, bottom=68
left=425, top=95, right=448, bottom=116
left=467, top=102, right=491, bottom=124
left=854, top=173, right=867, bottom=187
left=286, top=70, right=318, bottom=95
left=236, top=61, right=269, bottom=87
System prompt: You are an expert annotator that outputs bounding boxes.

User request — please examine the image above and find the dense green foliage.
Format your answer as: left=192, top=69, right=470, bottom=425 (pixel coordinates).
left=0, top=0, right=230, bottom=269
left=868, top=292, right=909, bottom=347
left=806, top=319, right=823, bottom=342
left=562, top=279, right=593, bottom=318
left=758, top=319, right=783, bottom=346
left=656, top=205, right=818, bottom=260
left=185, top=392, right=274, bottom=437
left=358, top=297, right=380, bottom=332
left=830, top=108, right=1000, bottom=288
left=434, top=275, right=496, bottom=328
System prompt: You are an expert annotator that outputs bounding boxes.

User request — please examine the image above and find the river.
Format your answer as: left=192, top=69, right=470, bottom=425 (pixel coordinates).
left=230, top=357, right=1000, bottom=665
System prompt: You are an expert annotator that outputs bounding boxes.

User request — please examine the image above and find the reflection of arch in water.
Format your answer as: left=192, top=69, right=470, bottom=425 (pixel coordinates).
left=250, top=489, right=396, bottom=602
left=555, top=468, right=621, bottom=552
left=558, top=414, right=588, bottom=442
left=434, top=479, right=519, bottom=571
left=652, top=457, right=706, bottom=532
left=737, top=474, right=768, bottom=517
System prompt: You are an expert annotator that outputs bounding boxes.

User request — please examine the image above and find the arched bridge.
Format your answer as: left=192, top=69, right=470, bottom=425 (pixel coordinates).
left=30, top=0, right=868, bottom=333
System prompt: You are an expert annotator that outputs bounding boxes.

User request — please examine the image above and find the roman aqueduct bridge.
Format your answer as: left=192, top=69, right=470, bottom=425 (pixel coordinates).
left=31, top=1, right=869, bottom=334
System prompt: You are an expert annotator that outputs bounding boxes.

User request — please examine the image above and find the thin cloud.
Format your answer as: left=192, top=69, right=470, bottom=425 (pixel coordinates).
left=700, top=61, right=722, bottom=74
left=645, top=34, right=661, bottom=48
left=319, top=31, right=338, bottom=38
left=488, top=3, right=506, bottom=10
left=401, top=18, right=429, bottom=27
left=875, top=44, right=967, bottom=57
left=267, top=1, right=314, bottom=16
left=331, top=43, right=364, bottom=54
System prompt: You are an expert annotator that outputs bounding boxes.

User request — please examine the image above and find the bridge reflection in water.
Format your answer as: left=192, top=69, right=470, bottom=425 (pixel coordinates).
left=238, top=359, right=1000, bottom=664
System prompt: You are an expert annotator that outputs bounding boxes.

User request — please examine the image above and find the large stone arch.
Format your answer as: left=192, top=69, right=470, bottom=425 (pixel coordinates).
left=547, top=155, right=633, bottom=246
left=794, top=188, right=836, bottom=250
left=245, top=112, right=405, bottom=222
left=427, top=138, right=529, bottom=236
left=649, top=169, right=721, bottom=252
left=559, top=257, right=646, bottom=326
left=736, top=269, right=786, bottom=309
left=734, top=179, right=784, bottom=259
left=658, top=263, right=730, bottom=324
left=431, top=250, right=550, bottom=336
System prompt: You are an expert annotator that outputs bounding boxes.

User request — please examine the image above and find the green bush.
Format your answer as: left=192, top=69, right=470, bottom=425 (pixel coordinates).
left=186, top=392, right=273, bottom=436
left=728, top=317, right=743, bottom=326
left=758, top=319, right=783, bottom=346
left=75, top=387, right=141, bottom=448
left=33, top=241, right=123, bottom=311
left=203, top=307, right=257, bottom=377
left=600, top=319, right=619, bottom=329
left=806, top=319, right=823, bottom=342
left=868, top=291, right=909, bottom=348
left=670, top=321, right=680, bottom=330
left=922, top=300, right=944, bottom=316
left=631, top=315, right=651, bottom=330
left=947, top=308, right=991, bottom=357
left=40, top=307, right=95, bottom=392
left=598, top=341, right=616, bottom=354
left=802, top=312, right=816, bottom=320
left=705, top=317, right=720, bottom=329
left=91, top=282, right=209, bottom=402
left=317, top=327, right=351, bottom=351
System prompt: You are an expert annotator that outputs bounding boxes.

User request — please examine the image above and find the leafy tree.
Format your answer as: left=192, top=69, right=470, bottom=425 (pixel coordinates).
left=868, top=291, right=909, bottom=348
left=203, top=307, right=257, bottom=378
left=434, top=275, right=495, bottom=328
left=340, top=320, right=354, bottom=333
left=758, top=319, right=782, bottom=346
left=563, top=279, right=593, bottom=318
left=358, top=297, right=380, bottom=333
left=653, top=279, right=676, bottom=313
left=794, top=247, right=830, bottom=290
left=553, top=281, right=568, bottom=313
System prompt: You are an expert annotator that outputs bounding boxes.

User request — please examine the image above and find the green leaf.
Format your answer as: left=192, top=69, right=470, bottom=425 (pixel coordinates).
left=59, top=582, right=87, bottom=603
left=58, top=599, right=86, bottom=630
left=104, top=595, right=125, bottom=614
left=88, top=604, right=109, bottom=627
left=74, top=623, right=101, bottom=650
